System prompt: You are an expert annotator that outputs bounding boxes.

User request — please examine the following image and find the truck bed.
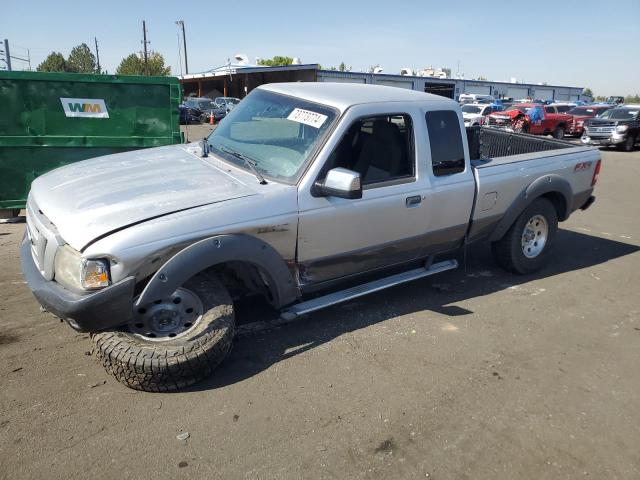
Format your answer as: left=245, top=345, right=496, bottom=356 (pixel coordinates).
left=466, top=127, right=600, bottom=242
left=466, top=126, right=576, bottom=163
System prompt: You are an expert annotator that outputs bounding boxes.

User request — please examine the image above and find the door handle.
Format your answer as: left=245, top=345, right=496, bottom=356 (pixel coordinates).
left=405, top=195, right=422, bottom=208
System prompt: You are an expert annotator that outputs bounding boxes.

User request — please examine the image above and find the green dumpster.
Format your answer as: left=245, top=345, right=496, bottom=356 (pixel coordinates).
left=0, top=71, right=182, bottom=212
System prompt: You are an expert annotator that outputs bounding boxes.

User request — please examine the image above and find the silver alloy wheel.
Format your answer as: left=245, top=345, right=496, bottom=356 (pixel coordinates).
left=521, top=214, right=548, bottom=259
left=129, top=287, right=204, bottom=341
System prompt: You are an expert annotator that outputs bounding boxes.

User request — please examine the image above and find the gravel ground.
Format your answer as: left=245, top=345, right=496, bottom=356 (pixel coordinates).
left=1, top=147, right=639, bottom=480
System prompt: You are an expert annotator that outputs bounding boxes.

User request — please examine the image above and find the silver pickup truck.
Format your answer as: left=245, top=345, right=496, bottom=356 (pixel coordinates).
left=21, top=83, right=600, bottom=391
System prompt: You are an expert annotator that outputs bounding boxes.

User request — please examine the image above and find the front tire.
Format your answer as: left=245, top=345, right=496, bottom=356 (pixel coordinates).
left=619, top=134, right=636, bottom=152
left=553, top=126, right=565, bottom=139
left=491, top=198, right=558, bottom=274
left=92, top=272, right=235, bottom=392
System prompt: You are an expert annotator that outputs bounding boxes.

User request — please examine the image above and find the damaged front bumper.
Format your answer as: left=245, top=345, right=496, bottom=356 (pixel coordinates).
left=20, top=234, right=136, bottom=332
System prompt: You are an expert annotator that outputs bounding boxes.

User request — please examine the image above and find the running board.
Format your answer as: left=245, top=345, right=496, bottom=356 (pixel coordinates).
left=281, top=259, right=458, bottom=320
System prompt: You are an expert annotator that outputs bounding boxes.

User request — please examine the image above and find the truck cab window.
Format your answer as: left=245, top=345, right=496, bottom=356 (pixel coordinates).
left=326, top=114, right=414, bottom=186
left=425, top=110, right=465, bottom=176
left=545, top=106, right=555, bottom=114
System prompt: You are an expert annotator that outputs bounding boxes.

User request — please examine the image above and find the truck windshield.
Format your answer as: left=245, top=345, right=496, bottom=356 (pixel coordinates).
left=598, top=108, right=639, bottom=120
left=567, top=107, right=596, bottom=116
left=198, top=100, right=216, bottom=110
left=207, top=89, right=337, bottom=183
left=462, top=105, right=484, bottom=114
left=506, top=106, right=532, bottom=114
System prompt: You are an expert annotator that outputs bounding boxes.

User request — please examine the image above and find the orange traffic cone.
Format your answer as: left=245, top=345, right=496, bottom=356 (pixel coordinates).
left=209, top=112, right=215, bottom=125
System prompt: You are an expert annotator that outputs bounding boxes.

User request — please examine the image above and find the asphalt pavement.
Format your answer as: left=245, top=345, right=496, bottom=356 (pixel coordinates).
left=1, top=146, right=639, bottom=480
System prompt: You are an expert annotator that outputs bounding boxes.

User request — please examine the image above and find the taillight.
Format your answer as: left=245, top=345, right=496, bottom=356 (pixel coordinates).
left=591, top=159, right=601, bottom=186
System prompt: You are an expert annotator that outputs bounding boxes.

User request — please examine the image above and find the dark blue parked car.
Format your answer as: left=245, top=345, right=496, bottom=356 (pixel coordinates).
left=179, top=104, right=202, bottom=125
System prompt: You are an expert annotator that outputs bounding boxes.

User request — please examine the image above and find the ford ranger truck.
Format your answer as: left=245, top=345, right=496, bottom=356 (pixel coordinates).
left=21, top=83, right=600, bottom=391
left=582, top=105, right=640, bottom=152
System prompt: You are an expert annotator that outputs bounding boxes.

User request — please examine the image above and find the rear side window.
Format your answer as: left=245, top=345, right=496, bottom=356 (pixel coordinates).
left=425, top=110, right=465, bottom=176
left=545, top=106, right=555, bottom=113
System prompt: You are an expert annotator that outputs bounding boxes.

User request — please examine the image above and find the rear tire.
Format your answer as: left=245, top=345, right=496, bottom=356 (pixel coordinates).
left=92, top=272, right=235, bottom=392
left=491, top=198, right=558, bottom=274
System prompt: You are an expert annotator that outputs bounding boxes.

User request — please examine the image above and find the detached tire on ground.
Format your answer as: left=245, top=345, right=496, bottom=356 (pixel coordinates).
left=491, top=197, right=558, bottom=274
left=92, top=272, right=235, bottom=392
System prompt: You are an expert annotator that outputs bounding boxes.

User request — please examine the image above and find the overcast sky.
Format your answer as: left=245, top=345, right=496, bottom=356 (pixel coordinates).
left=2, top=0, right=639, bottom=96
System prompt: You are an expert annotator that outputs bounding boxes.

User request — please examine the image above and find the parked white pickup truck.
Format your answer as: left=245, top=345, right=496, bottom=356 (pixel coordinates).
left=21, top=83, right=600, bottom=391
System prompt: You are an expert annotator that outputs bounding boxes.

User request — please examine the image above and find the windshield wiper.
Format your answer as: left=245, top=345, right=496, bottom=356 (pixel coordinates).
left=217, top=145, right=267, bottom=185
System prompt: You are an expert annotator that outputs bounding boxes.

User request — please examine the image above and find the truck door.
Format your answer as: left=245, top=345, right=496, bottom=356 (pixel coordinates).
left=296, top=103, right=475, bottom=288
left=542, top=106, right=558, bottom=133
left=296, top=105, right=431, bottom=286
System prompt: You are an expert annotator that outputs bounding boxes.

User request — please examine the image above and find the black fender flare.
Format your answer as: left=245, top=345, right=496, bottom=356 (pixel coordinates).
left=489, top=175, right=572, bottom=242
left=135, top=234, right=299, bottom=309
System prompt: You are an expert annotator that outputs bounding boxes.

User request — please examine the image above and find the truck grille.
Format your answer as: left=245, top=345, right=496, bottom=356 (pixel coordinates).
left=585, top=125, right=614, bottom=135
left=486, top=116, right=513, bottom=129
left=26, top=196, right=61, bottom=280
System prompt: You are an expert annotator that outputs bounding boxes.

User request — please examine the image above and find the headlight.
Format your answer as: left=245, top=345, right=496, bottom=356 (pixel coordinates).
left=577, top=120, right=584, bottom=127
left=616, top=125, right=629, bottom=133
left=54, top=245, right=111, bottom=292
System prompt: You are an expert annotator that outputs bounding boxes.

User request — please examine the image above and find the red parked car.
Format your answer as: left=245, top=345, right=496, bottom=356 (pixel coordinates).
left=487, top=103, right=573, bottom=138
left=565, top=105, right=612, bottom=136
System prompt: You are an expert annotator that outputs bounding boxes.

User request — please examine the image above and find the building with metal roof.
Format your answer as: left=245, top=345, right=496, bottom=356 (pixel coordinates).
left=178, top=64, right=587, bottom=102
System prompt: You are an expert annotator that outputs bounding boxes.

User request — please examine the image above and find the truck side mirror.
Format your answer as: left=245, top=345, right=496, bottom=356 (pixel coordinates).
left=315, top=168, right=362, bottom=199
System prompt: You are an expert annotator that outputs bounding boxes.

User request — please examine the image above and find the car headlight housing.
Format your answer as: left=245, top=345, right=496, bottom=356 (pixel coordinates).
left=616, top=125, right=629, bottom=133
left=54, top=245, right=111, bottom=292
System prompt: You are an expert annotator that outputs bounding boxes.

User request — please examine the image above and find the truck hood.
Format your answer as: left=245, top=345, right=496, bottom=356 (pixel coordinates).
left=490, top=110, right=521, bottom=119
left=30, top=144, right=257, bottom=250
left=588, top=118, right=632, bottom=126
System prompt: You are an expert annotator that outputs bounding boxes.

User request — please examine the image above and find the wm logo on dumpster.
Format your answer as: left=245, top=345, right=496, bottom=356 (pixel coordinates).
left=60, top=98, right=109, bottom=118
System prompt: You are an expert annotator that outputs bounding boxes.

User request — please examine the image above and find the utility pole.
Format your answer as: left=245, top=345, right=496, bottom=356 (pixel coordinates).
left=94, top=37, right=101, bottom=73
left=142, top=20, right=150, bottom=75
left=176, top=32, right=183, bottom=76
left=3, top=39, right=11, bottom=70
left=175, top=20, right=188, bottom=74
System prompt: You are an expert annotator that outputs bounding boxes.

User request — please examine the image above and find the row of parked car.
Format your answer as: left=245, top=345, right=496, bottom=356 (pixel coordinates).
left=459, top=94, right=639, bottom=151
left=178, top=96, right=241, bottom=124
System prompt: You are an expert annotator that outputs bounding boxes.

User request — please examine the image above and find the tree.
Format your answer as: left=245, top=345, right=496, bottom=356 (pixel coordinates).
left=116, top=52, right=171, bottom=76
left=37, top=52, right=67, bottom=72
left=583, top=87, right=593, bottom=98
left=625, top=94, right=640, bottom=103
left=257, top=56, right=293, bottom=67
left=67, top=43, right=96, bottom=73
left=339, top=62, right=346, bottom=72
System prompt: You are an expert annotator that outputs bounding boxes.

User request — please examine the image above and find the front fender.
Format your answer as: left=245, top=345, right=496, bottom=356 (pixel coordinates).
left=489, top=175, right=572, bottom=242
left=135, top=234, right=299, bottom=309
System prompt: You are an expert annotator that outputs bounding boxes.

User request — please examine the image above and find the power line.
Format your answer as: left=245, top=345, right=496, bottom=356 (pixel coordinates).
left=1, top=39, right=32, bottom=70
